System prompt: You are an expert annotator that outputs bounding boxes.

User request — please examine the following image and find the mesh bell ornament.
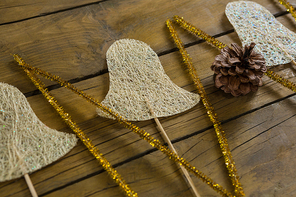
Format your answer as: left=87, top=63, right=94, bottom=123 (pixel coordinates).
left=0, top=82, right=77, bottom=181
left=97, top=39, right=200, bottom=121
left=211, top=42, right=267, bottom=96
left=225, top=1, right=296, bottom=67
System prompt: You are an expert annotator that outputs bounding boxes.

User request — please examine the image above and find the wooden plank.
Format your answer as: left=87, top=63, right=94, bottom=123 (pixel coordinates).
left=0, top=0, right=290, bottom=93
left=0, top=0, right=103, bottom=24
left=0, top=0, right=286, bottom=25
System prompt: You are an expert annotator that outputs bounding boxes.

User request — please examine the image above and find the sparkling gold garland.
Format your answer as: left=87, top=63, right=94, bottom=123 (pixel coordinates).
left=166, top=19, right=244, bottom=197
left=13, top=54, right=234, bottom=197
left=173, top=16, right=226, bottom=49
left=278, top=0, right=296, bottom=20
left=265, top=69, right=296, bottom=92
left=173, top=15, right=227, bottom=49
left=14, top=64, right=138, bottom=197
left=173, top=15, right=296, bottom=93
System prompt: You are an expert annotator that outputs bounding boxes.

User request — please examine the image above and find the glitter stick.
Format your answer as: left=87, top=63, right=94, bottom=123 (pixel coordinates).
left=166, top=19, right=245, bottom=197
left=278, top=0, right=296, bottom=20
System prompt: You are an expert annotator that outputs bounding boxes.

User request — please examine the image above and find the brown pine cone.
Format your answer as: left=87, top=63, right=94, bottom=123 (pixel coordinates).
left=211, top=42, right=267, bottom=96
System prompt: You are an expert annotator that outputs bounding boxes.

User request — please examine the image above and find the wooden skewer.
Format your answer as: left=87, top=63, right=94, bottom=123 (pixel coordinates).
left=13, top=144, right=39, bottom=197
left=270, top=41, right=296, bottom=67
left=146, top=99, right=201, bottom=197
left=24, top=174, right=38, bottom=197
left=253, top=29, right=296, bottom=67
left=277, top=43, right=296, bottom=67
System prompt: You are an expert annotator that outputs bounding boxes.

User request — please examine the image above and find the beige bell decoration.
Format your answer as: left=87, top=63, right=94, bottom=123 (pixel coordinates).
left=226, top=1, right=296, bottom=67
left=0, top=82, right=77, bottom=196
left=97, top=39, right=200, bottom=121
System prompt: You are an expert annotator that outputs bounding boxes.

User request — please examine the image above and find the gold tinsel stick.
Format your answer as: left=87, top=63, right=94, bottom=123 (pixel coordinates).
left=15, top=64, right=137, bottom=197
left=173, top=15, right=296, bottom=93
left=166, top=19, right=245, bottom=197
left=13, top=54, right=233, bottom=197
left=278, top=0, right=296, bottom=20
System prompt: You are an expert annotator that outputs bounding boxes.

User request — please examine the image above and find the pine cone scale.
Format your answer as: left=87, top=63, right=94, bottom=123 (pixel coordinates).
left=229, top=76, right=241, bottom=91
left=238, top=75, right=249, bottom=83
left=235, top=66, right=245, bottom=74
left=229, top=57, right=241, bottom=64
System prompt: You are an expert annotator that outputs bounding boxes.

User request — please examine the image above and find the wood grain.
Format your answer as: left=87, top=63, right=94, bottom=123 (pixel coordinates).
left=1, top=0, right=296, bottom=196
left=0, top=0, right=103, bottom=24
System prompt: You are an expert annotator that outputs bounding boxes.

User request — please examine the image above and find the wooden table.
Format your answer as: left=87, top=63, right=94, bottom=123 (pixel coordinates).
left=1, top=0, right=296, bottom=196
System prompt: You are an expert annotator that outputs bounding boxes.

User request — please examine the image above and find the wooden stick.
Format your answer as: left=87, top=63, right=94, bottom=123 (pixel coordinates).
left=24, top=174, right=38, bottom=197
left=146, top=99, right=201, bottom=197
left=269, top=41, right=296, bottom=67
left=254, top=30, right=296, bottom=67
left=278, top=43, right=296, bottom=67
left=13, top=144, right=39, bottom=197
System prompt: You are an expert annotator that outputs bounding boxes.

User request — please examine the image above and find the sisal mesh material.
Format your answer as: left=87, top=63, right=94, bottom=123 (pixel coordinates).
left=226, top=1, right=296, bottom=66
left=97, top=39, right=200, bottom=121
left=0, top=82, right=77, bottom=181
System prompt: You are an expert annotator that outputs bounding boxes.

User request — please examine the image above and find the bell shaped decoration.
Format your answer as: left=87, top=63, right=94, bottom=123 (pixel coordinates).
left=0, top=82, right=77, bottom=181
left=97, top=39, right=200, bottom=121
left=225, top=1, right=296, bottom=66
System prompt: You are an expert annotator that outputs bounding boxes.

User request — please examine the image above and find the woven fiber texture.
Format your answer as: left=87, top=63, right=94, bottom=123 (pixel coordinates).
left=226, top=1, right=296, bottom=66
left=97, top=39, right=200, bottom=121
left=0, top=82, right=77, bottom=181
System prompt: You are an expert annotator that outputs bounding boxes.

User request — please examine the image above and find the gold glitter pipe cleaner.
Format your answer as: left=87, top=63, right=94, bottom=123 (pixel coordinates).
left=166, top=19, right=245, bottom=197
left=278, top=0, right=296, bottom=20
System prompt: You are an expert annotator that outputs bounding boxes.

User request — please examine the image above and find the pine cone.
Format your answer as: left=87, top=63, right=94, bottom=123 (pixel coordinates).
left=211, top=42, right=267, bottom=96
